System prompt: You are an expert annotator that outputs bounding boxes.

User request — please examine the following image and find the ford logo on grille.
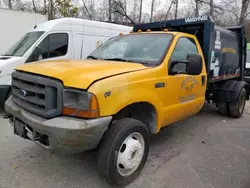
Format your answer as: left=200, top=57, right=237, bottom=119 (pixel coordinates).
left=20, top=89, right=27, bottom=97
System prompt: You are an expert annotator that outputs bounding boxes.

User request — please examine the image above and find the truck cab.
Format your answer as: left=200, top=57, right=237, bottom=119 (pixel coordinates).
left=5, top=16, right=248, bottom=186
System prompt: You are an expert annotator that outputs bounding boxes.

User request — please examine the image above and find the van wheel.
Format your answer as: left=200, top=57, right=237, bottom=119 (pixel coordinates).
left=229, top=88, right=246, bottom=118
left=97, top=118, right=150, bottom=186
left=5, top=90, right=11, bottom=101
left=217, top=102, right=229, bottom=116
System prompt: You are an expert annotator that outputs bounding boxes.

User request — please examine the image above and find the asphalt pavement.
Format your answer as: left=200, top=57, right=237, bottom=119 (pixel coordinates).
left=1, top=103, right=250, bottom=188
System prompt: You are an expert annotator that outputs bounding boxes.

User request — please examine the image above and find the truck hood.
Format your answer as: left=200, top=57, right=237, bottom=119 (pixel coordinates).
left=16, top=59, right=149, bottom=89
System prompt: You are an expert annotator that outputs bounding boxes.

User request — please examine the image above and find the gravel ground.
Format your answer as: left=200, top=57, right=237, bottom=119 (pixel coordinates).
left=1, top=103, right=250, bottom=188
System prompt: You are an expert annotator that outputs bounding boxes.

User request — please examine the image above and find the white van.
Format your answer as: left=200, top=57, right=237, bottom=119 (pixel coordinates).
left=0, top=18, right=132, bottom=104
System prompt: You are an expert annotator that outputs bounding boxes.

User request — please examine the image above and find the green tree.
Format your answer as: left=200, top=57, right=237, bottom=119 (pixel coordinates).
left=55, top=0, right=78, bottom=17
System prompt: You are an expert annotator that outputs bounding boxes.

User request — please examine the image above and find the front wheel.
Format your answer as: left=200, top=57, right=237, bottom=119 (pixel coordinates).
left=97, top=118, right=150, bottom=186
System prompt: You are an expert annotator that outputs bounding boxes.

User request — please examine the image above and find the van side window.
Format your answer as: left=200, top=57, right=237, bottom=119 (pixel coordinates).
left=27, top=33, right=68, bottom=62
left=170, top=37, right=198, bottom=72
left=48, top=33, right=68, bottom=58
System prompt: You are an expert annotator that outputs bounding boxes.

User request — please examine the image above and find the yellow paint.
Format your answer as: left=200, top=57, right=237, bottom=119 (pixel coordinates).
left=222, top=48, right=236, bottom=55
left=16, top=31, right=207, bottom=134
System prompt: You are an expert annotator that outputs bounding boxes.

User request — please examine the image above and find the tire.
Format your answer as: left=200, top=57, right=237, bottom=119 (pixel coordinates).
left=5, top=90, right=11, bottom=101
left=229, top=88, right=247, bottom=118
left=97, top=118, right=150, bottom=186
left=217, top=102, right=229, bottom=116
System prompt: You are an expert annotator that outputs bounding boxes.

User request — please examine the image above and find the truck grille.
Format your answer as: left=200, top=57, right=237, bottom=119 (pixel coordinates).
left=12, top=71, right=63, bottom=118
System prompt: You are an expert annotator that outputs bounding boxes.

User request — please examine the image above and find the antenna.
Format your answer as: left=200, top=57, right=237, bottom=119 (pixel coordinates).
left=34, top=11, right=37, bottom=29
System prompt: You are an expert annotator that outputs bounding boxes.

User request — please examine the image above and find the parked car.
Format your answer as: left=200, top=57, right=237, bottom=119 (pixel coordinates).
left=5, top=16, right=248, bottom=186
left=0, top=18, right=132, bottom=105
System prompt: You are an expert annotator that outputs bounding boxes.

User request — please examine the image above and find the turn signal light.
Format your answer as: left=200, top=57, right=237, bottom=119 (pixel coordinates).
left=63, top=95, right=100, bottom=118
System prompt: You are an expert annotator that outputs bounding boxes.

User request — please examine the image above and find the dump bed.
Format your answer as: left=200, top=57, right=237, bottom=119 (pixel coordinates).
left=133, top=16, right=247, bottom=83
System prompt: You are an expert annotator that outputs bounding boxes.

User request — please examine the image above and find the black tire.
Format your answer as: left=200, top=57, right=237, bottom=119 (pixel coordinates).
left=229, top=88, right=247, bottom=118
left=217, top=102, right=229, bottom=116
left=97, top=118, right=150, bottom=186
left=5, top=90, right=11, bottom=101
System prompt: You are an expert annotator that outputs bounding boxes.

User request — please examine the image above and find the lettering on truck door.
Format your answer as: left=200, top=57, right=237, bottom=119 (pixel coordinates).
left=163, top=35, right=206, bottom=126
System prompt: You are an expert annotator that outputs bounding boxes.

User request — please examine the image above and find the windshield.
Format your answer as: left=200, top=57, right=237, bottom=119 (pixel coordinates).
left=3, top=31, right=44, bottom=57
left=89, top=34, right=173, bottom=66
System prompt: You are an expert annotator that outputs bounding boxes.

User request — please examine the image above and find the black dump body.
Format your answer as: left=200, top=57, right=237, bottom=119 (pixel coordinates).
left=133, top=16, right=247, bottom=83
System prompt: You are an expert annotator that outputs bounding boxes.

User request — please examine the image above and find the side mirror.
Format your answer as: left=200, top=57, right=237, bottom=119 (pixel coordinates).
left=186, top=53, right=203, bottom=75
left=26, top=47, right=43, bottom=63
left=169, top=53, right=202, bottom=75
left=30, top=46, right=42, bottom=62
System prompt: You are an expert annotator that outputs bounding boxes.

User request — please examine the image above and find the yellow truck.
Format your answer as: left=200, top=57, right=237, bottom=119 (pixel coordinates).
left=5, top=16, right=249, bottom=185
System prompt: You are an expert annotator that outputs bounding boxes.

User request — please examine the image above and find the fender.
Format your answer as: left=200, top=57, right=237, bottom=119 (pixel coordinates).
left=89, top=81, right=165, bottom=132
left=216, top=80, right=249, bottom=103
left=233, top=81, right=249, bottom=101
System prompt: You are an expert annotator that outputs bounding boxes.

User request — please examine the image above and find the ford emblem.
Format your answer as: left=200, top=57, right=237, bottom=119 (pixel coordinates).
left=20, top=89, right=27, bottom=97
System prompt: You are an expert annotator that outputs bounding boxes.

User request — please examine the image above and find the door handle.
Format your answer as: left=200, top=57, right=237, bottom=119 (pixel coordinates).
left=201, top=75, right=206, bottom=86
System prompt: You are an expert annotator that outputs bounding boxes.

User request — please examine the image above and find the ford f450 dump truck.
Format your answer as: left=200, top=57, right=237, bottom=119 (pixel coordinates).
left=5, top=16, right=248, bottom=186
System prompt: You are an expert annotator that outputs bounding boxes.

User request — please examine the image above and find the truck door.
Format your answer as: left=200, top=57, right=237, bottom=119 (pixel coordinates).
left=163, top=35, right=206, bottom=126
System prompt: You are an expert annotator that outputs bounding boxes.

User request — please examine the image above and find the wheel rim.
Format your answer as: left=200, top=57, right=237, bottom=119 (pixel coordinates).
left=239, top=92, right=246, bottom=114
left=117, top=132, right=145, bottom=177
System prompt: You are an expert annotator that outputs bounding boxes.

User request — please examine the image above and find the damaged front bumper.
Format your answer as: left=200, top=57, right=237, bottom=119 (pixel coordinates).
left=5, top=97, right=112, bottom=154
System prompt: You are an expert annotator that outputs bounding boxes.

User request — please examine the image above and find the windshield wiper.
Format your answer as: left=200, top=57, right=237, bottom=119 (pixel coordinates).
left=87, top=55, right=98, bottom=60
left=103, top=58, right=132, bottom=62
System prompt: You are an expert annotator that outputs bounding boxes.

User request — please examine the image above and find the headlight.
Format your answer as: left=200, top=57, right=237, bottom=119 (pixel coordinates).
left=63, top=89, right=99, bottom=118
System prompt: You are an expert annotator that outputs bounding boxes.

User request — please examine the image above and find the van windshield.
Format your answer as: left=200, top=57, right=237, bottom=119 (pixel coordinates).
left=88, top=34, right=173, bottom=66
left=3, top=31, right=44, bottom=57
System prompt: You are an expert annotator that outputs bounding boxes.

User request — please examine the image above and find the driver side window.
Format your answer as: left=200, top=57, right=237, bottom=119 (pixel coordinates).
left=171, top=37, right=198, bottom=72
left=27, top=33, right=68, bottom=62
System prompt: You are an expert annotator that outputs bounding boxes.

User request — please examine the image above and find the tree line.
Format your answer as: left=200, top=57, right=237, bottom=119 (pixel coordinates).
left=1, top=0, right=249, bottom=30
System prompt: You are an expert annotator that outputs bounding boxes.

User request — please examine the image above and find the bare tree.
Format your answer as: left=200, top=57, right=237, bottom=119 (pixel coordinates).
left=43, top=0, right=47, bottom=14
left=112, top=0, right=135, bottom=24
left=32, top=0, right=37, bottom=12
left=108, top=0, right=112, bottom=22
left=210, top=0, right=213, bottom=18
left=174, top=0, right=178, bottom=19
left=48, top=0, right=54, bottom=20
left=194, top=0, right=199, bottom=16
left=8, top=0, right=12, bottom=9
left=150, top=0, right=155, bottom=22
left=124, top=0, right=127, bottom=23
left=82, top=0, right=92, bottom=19
left=165, top=0, right=174, bottom=20
left=139, top=0, right=142, bottom=23
left=239, top=0, right=250, bottom=25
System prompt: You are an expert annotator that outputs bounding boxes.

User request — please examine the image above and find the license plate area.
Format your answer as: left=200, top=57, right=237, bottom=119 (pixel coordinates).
left=13, top=119, right=49, bottom=146
left=14, top=119, right=28, bottom=138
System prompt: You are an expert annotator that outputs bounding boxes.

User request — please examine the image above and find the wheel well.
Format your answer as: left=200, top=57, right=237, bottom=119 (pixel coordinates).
left=113, top=102, right=157, bottom=134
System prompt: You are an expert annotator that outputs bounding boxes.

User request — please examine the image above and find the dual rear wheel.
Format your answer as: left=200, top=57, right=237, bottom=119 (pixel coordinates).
left=217, top=88, right=247, bottom=118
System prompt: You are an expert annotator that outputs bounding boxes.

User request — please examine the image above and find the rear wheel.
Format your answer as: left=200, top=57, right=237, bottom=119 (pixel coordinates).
left=229, top=88, right=246, bottom=118
left=97, top=118, right=150, bottom=186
